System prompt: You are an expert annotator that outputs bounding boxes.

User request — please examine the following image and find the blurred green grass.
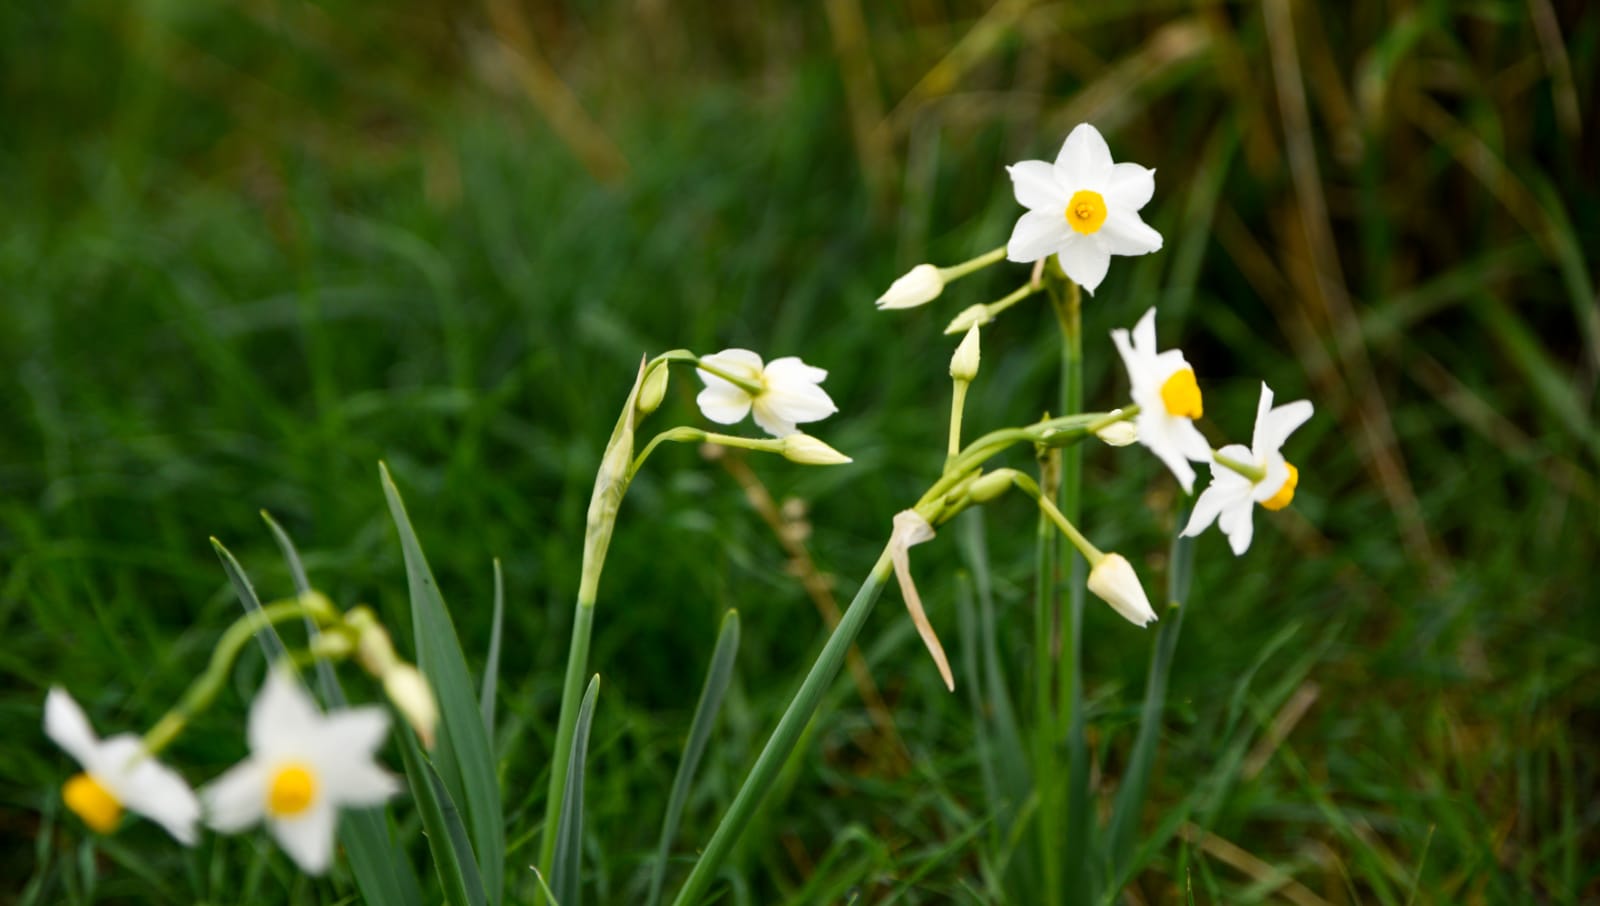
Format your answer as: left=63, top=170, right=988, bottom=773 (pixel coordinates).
left=2, top=1, right=1596, bottom=903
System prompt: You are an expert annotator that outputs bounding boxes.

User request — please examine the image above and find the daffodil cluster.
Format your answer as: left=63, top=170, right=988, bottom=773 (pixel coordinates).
left=43, top=595, right=437, bottom=875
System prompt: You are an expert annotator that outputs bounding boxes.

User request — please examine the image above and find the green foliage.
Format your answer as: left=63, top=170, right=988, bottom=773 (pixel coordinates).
left=3, top=1, right=1597, bottom=903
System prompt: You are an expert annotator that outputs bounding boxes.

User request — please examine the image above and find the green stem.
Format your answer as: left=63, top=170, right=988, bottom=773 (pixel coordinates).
left=1010, top=473, right=1104, bottom=564
left=938, top=244, right=1008, bottom=282
left=670, top=545, right=896, bottom=906
left=1032, top=447, right=1062, bottom=902
left=1213, top=450, right=1266, bottom=483
left=142, top=597, right=338, bottom=754
left=948, top=380, right=970, bottom=462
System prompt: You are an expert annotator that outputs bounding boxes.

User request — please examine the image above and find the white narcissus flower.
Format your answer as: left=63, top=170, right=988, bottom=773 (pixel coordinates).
left=875, top=263, right=945, bottom=310
left=201, top=671, right=399, bottom=875
left=1005, top=123, right=1162, bottom=293
left=889, top=510, right=954, bottom=692
left=1183, top=383, right=1313, bottom=555
left=44, top=688, right=201, bottom=844
left=1112, top=307, right=1212, bottom=493
left=696, top=349, right=838, bottom=438
left=1086, top=554, right=1158, bottom=627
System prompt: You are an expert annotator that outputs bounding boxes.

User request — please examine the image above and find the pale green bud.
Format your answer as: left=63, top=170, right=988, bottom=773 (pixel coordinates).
left=637, top=363, right=670, bottom=415
left=944, top=303, right=991, bottom=335
left=782, top=434, right=852, bottom=465
left=950, top=324, right=981, bottom=382
left=1095, top=420, right=1138, bottom=447
left=383, top=664, right=439, bottom=749
left=967, top=468, right=1017, bottom=503
left=875, top=264, right=944, bottom=310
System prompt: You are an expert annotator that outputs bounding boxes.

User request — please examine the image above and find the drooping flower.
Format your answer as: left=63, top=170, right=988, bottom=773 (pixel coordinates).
left=44, top=688, right=201, bottom=844
left=1111, top=307, right=1211, bottom=493
left=695, top=349, right=838, bottom=438
left=201, top=671, right=399, bottom=875
left=1086, top=553, right=1158, bottom=626
left=889, top=510, right=953, bottom=691
left=875, top=264, right=945, bottom=310
left=1005, top=123, right=1162, bottom=293
left=1183, top=383, right=1313, bottom=555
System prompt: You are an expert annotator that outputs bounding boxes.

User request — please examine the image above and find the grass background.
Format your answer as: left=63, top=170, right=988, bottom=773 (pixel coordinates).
left=2, top=1, right=1597, bottom=902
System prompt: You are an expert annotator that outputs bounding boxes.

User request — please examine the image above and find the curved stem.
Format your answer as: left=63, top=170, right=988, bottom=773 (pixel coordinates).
left=142, top=596, right=338, bottom=754
left=938, top=244, right=1008, bottom=282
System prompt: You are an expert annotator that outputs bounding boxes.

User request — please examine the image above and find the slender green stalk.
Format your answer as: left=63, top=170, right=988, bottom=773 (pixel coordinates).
left=1213, top=450, right=1267, bottom=482
left=143, top=596, right=338, bottom=754
left=938, top=244, right=1008, bottom=282
left=948, top=380, right=970, bottom=461
left=1032, top=446, right=1062, bottom=903
left=670, top=546, right=895, bottom=906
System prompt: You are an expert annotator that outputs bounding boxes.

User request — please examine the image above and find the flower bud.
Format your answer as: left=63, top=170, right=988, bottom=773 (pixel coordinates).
left=636, top=363, right=670, bottom=415
left=967, top=468, right=1016, bottom=504
left=1086, top=553, right=1158, bottom=627
left=383, top=664, right=439, bottom=749
left=950, top=324, right=981, bottom=382
left=1095, top=420, right=1138, bottom=447
left=875, top=264, right=944, bottom=310
left=944, top=303, right=991, bottom=335
left=781, top=434, right=852, bottom=465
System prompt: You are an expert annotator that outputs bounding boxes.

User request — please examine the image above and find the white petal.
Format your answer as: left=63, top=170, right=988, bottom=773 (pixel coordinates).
left=1253, top=455, right=1292, bottom=504
left=119, top=755, right=202, bottom=845
left=270, top=802, right=338, bottom=875
left=696, top=348, right=764, bottom=382
left=202, top=759, right=268, bottom=833
left=1249, top=383, right=1276, bottom=451
left=1054, top=123, right=1114, bottom=186
left=1182, top=482, right=1229, bottom=537
left=1099, top=208, right=1163, bottom=257
left=759, top=381, right=836, bottom=425
left=763, top=356, right=829, bottom=385
left=1220, top=499, right=1256, bottom=555
left=1131, top=307, right=1158, bottom=357
left=749, top=404, right=798, bottom=439
left=1256, top=400, right=1313, bottom=456
left=250, top=670, right=321, bottom=759
left=1136, top=409, right=1196, bottom=494
left=322, top=759, right=401, bottom=809
left=1105, top=162, right=1156, bottom=210
left=1006, top=160, right=1068, bottom=211
left=44, top=688, right=99, bottom=766
left=1169, top=418, right=1213, bottom=463
left=695, top=385, right=752, bottom=425
left=1006, top=210, right=1071, bottom=263
left=1058, top=238, right=1111, bottom=294
left=317, top=707, right=390, bottom=758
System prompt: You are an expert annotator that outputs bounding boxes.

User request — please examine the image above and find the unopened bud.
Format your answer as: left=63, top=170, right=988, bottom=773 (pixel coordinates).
left=349, top=609, right=401, bottom=677
left=967, top=468, right=1017, bottom=503
left=950, top=324, right=981, bottom=382
left=383, top=664, right=439, bottom=749
left=1095, top=420, right=1138, bottom=447
left=944, top=303, right=991, bottom=335
left=637, top=364, right=670, bottom=415
left=875, top=264, right=944, bottom=310
left=782, top=434, right=852, bottom=465
left=1086, top=553, right=1158, bottom=627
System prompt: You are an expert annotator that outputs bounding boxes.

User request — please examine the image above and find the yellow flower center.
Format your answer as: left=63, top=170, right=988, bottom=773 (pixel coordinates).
left=1159, top=368, right=1203, bottom=419
left=63, top=773, right=122, bottom=833
left=1260, top=462, right=1299, bottom=511
left=1064, top=189, right=1107, bottom=235
left=266, top=763, right=318, bottom=817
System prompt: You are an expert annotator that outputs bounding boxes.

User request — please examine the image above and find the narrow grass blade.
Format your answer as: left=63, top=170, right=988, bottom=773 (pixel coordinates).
left=210, top=538, right=288, bottom=663
left=482, top=557, right=505, bottom=739
left=1105, top=509, right=1196, bottom=882
left=553, top=675, right=601, bottom=906
left=259, top=510, right=426, bottom=906
left=647, top=609, right=741, bottom=906
left=397, top=720, right=489, bottom=906
left=381, top=462, right=505, bottom=905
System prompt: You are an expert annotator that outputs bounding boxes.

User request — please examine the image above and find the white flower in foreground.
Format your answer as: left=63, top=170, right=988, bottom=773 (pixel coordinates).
left=202, top=671, right=399, bottom=875
left=1183, top=383, right=1313, bottom=555
left=1005, top=123, right=1162, bottom=293
left=875, top=263, right=945, bottom=310
left=889, top=510, right=954, bottom=692
left=1112, top=307, right=1212, bottom=493
left=696, top=349, right=838, bottom=438
left=1087, top=554, right=1158, bottom=627
left=44, top=688, right=200, bottom=844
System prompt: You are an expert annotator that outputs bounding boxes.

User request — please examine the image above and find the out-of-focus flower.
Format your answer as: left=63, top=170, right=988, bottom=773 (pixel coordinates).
left=1111, top=307, right=1212, bottom=493
left=1005, top=123, right=1162, bottom=293
left=45, top=688, right=201, bottom=844
left=1183, top=383, right=1313, bottom=555
left=201, top=671, right=399, bottom=875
